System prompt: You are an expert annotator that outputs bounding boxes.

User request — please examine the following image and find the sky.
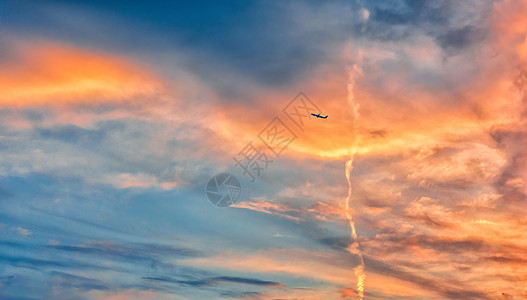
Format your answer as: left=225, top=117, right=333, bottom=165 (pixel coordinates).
left=1, top=0, right=527, bottom=299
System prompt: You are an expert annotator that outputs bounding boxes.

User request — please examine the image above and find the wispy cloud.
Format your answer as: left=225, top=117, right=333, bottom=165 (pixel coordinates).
left=16, top=227, right=32, bottom=237
left=0, top=41, right=162, bottom=107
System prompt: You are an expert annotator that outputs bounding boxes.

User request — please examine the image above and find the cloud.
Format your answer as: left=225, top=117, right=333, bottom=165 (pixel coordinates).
left=0, top=1, right=355, bottom=94
left=219, top=291, right=261, bottom=298
left=143, top=275, right=284, bottom=288
left=16, top=227, right=32, bottom=237
left=435, top=25, right=487, bottom=52
left=46, top=240, right=201, bottom=263
left=182, top=248, right=358, bottom=287
left=232, top=201, right=302, bottom=221
left=0, top=41, right=162, bottom=107
left=0, top=253, right=110, bottom=271
left=47, top=271, right=110, bottom=292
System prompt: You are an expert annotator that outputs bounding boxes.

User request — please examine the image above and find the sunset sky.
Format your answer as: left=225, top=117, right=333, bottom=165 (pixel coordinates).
left=1, top=1, right=527, bottom=299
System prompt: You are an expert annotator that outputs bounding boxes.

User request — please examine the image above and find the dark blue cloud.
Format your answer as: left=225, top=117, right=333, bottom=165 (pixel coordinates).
left=47, top=271, right=110, bottom=291
left=0, top=237, right=204, bottom=272
left=436, top=25, right=488, bottom=53
left=1, top=0, right=353, bottom=91
left=35, top=125, right=108, bottom=145
left=355, top=0, right=492, bottom=54
left=143, top=275, right=283, bottom=287
left=0, top=253, right=111, bottom=271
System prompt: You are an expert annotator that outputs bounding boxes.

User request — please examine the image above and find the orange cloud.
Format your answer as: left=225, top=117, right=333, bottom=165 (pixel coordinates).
left=0, top=40, right=161, bottom=107
left=106, top=172, right=179, bottom=190
left=182, top=248, right=449, bottom=299
left=233, top=199, right=351, bottom=224
left=203, top=0, right=527, bottom=166
left=232, top=200, right=302, bottom=221
left=181, top=248, right=356, bottom=286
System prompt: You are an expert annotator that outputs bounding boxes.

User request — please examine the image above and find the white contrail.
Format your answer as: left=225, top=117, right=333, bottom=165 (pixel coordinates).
left=345, top=154, right=365, bottom=299
left=345, top=63, right=365, bottom=299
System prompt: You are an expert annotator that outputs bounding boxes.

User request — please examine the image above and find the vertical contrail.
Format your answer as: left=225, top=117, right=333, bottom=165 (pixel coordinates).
left=345, top=63, right=365, bottom=299
left=345, top=154, right=365, bottom=299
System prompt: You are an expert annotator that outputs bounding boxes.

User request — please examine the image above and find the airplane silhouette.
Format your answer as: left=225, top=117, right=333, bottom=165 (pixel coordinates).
left=311, top=113, right=328, bottom=119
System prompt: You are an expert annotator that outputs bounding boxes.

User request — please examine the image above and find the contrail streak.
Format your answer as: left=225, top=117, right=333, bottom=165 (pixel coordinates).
left=345, top=154, right=365, bottom=299
left=345, top=63, right=365, bottom=299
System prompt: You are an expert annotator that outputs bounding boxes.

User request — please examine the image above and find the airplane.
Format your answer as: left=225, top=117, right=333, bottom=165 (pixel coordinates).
left=311, top=113, right=328, bottom=119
